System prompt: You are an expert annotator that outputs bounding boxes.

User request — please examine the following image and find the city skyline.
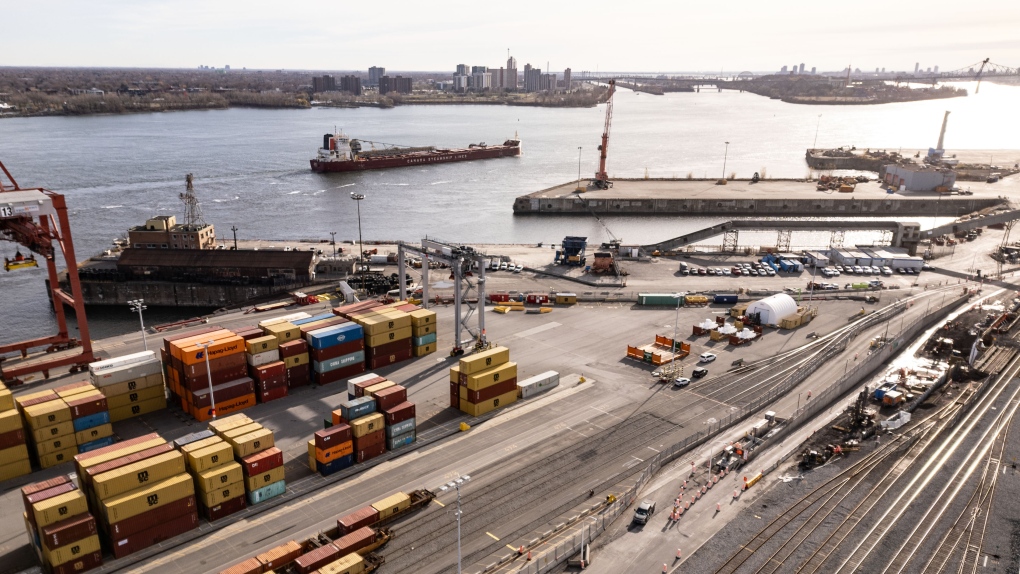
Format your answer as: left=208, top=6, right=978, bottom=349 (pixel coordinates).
left=3, top=0, right=1018, bottom=72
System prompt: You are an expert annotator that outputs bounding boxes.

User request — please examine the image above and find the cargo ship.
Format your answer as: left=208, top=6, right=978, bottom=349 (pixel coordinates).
left=310, top=130, right=521, bottom=173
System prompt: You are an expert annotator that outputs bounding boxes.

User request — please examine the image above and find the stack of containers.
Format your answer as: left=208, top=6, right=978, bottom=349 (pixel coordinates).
left=409, top=308, right=438, bottom=357
left=308, top=321, right=366, bottom=385
left=170, top=331, right=251, bottom=422
left=306, top=421, right=353, bottom=476
left=352, top=308, right=414, bottom=369
left=278, top=339, right=311, bottom=390
left=22, top=476, right=102, bottom=573
left=176, top=429, right=246, bottom=521
left=250, top=317, right=304, bottom=402
left=350, top=410, right=386, bottom=463
left=453, top=346, right=518, bottom=417
left=17, top=391, right=77, bottom=469
left=0, top=379, right=32, bottom=482
left=89, top=351, right=167, bottom=423
left=375, top=384, right=416, bottom=451
left=160, top=326, right=227, bottom=409
left=74, top=433, right=199, bottom=559
left=210, top=414, right=286, bottom=506
left=55, top=381, right=113, bottom=453
left=346, top=373, right=386, bottom=400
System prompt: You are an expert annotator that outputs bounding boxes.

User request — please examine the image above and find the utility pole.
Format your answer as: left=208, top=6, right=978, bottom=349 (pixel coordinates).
left=127, top=299, right=148, bottom=351
left=722, top=141, right=730, bottom=181
left=230, top=225, right=238, bottom=250
left=576, top=147, right=582, bottom=191
left=351, top=192, right=366, bottom=292
left=330, top=231, right=337, bottom=258
left=439, top=475, right=471, bottom=574
left=813, top=114, right=822, bottom=148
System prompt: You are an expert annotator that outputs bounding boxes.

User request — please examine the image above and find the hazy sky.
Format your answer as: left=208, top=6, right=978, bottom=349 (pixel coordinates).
left=5, top=0, right=1018, bottom=73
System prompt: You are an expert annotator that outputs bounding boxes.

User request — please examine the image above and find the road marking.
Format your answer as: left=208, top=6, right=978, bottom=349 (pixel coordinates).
left=647, top=446, right=661, bottom=453
left=434, top=500, right=445, bottom=507
left=513, top=322, right=561, bottom=339
left=590, top=405, right=624, bottom=419
left=565, top=426, right=587, bottom=438
left=506, top=544, right=518, bottom=552
left=486, top=531, right=500, bottom=541
left=632, top=456, right=644, bottom=462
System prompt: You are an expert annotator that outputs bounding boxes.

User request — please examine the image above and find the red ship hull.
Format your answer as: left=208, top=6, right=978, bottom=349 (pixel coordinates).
left=310, top=142, right=521, bottom=173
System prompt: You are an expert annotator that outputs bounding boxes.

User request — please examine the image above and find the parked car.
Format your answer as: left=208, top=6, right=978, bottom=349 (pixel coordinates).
left=692, top=367, right=709, bottom=378
left=698, top=268, right=707, bottom=276
left=853, top=266, right=864, bottom=274
left=897, top=267, right=906, bottom=274
left=633, top=500, right=656, bottom=525
left=765, top=268, right=776, bottom=277
left=882, top=266, right=893, bottom=275
left=699, top=352, right=717, bottom=363
left=757, top=269, right=767, bottom=276
left=673, top=377, right=691, bottom=388
left=499, top=262, right=508, bottom=271
left=490, top=260, right=499, bottom=271
left=514, top=264, right=523, bottom=273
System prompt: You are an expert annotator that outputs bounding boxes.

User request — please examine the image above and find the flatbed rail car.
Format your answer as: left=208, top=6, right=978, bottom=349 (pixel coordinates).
left=626, top=335, right=691, bottom=365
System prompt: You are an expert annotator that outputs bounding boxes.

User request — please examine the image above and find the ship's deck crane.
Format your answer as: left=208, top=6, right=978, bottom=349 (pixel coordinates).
left=975, top=57, right=991, bottom=94
left=591, top=79, right=616, bottom=190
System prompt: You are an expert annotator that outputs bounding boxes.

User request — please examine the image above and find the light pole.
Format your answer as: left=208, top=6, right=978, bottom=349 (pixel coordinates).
left=722, top=141, right=730, bottom=181
left=351, top=192, right=365, bottom=292
left=127, top=299, right=148, bottom=351
left=201, top=339, right=217, bottom=420
left=813, top=114, right=822, bottom=148
left=673, top=292, right=682, bottom=356
left=576, top=146, right=583, bottom=191
left=439, top=475, right=471, bottom=574
left=330, top=231, right=337, bottom=258
left=230, top=225, right=238, bottom=250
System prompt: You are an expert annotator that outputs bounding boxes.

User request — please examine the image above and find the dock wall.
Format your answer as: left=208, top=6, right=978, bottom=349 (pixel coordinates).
left=72, top=280, right=305, bottom=307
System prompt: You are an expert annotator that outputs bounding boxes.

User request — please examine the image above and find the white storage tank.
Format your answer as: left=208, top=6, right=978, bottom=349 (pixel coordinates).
left=745, top=294, right=798, bottom=326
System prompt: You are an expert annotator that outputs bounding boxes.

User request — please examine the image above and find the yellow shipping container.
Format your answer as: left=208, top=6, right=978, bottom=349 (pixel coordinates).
left=32, top=491, right=89, bottom=529
left=0, top=387, right=14, bottom=411
left=102, top=473, right=194, bottom=524
left=413, top=343, right=435, bottom=357
left=75, top=436, right=166, bottom=479
left=411, top=323, right=434, bottom=337
left=54, top=384, right=96, bottom=400
left=319, top=553, right=366, bottom=574
left=0, top=409, right=22, bottom=434
left=0, top=444, right=30, bottom=466
left=409, top=309, right=436, bottom=327
left=245, top=465, right=285, bottom=492
left=263, top=322, right=301, bottom=345
left=180, top=436, right=224, bottom=454
left=284, top=353, right=310, bottom=368
left=449, top=366, right=461, bottom=385
left=229, top=429, right=274, bottom=458
left=208, top=413, right=253, bottom=434
left=359, top=314, right=411, bottom=337
left=31, top=420, right=75, bottom=444
left=100, top=373, right=163, bottom=398
left=371, top=492, right=411, bottom=519
left=74, top=423, right=114, bottom=445
left=365, top=327, right=412, bottom=348
left=105, top=384, right=166, bottom=410
left=458, top=346, right=510, bottom=376
left=555, top=294, right=577, bottom=305
left=35, top=435, right=78, bottom=457
left=40, top=446, right=78, bottom=469
left=198, top=479, right=244, bottom=508
left=195, top=461, right=243, bottom=493
left=0, top=458, right=32, bottom=482
left=23, top=400, right=71, bottom=429
left=187, top=442, right=234, bottom=474
left=350, top=413, right=384, bottom=438
left=245, top=335, right=279, bottom=355
left=109, top=395, right=166, bottom=423
left=364, top=381, right=395, bottom=398
left=92, top=451, right=186, bottom=501
left=43, top=533, right=101, bottom=568
left=221, top=422, right=264, bottom=440
left=460, top=362, right=518, bottom=391
left=459, top=389, right=518, bottom=418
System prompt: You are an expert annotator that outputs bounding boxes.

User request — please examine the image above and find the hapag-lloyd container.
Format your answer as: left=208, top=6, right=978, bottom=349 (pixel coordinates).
left=317, top=453, right=354, bottom=476
left=257, top=540, right=303, bottom=571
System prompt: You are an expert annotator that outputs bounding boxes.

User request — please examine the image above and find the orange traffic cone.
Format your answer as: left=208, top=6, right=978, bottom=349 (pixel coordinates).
left=676, top=548, right=682, bottom=559
left=663, top=564, right=668, bottom=573
left=527, top=551, right=532, bottom=561
left=518, top=545, right=524, bottom=555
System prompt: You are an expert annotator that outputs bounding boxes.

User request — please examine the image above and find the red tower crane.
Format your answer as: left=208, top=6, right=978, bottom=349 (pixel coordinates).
left=0, top=160, right=94, bottom=384
left=592, top=79, right=616, bottom=190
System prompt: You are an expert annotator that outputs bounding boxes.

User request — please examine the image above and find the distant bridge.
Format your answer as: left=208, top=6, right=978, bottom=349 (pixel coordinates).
left=894, top=60, right=1019, bottom=83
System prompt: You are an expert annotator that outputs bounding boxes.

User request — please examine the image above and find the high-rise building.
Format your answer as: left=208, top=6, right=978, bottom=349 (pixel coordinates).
left=340, top=75, right=362, bottom=95
left=368, top=66, right=385, bottom=86
left=312, top=75, right=337, bottom=92
left=378, top=75, right=411, bottom=94
left=471, top=65, right=488, bottom=74
left=799, top=63, right=805, bottom=74
left=791, top=64, right=798, bottom=74
left=456, top=64, right=470, bottom=76
left=811, top=67, right=816, bottom=74
left=472, top=71, right=492, bottom=90
left=914, top=62, right=919, bottom=74
left=506, top=55, right=518, bottom=90
left=453, top=75, right=469, bottom=92
left=540, top=73, right=556, bottom=91
left=780, top=65, right=788, bottom=73
left=563, top=68, right=572, bottom=90
left=933, top=65, right=939, bottom=74
left=523, top=64, right=541, bottom=92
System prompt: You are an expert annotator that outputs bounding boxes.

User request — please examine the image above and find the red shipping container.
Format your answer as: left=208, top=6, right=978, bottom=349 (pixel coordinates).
left=383, top=401, right=416, bottom=426
left=111, top=510, right=200, bottom=559
left=310, top=338, right=365, bottom=362
left=19, top=391, right=58, bottom=409
left=0, top=427, right=26, bottom=450
left=333, top=300, right=381, bottom=317
left=353, top=377, right=387, bottom=398
left=316, top=362, right=365, bottom=385
left=450, top=382, right=460, bottom=409
left=220, top=557, right=263, bottom=574
left=367, top=348, right=413, bottom=369
left=354, top=429, right=385, bottom=450
left=241, top=447, right=283, bottom=476
left=257, top=540, right=303, bottom=571
left=249, top=360, right=286, bottom=380
left=23, top=475, right=71, bottom=504
left=189, top=377, right=255, bottom=409
left=294, top=543, right=340, bottom=574
left=25, top=483, right=78, bottom=511
left=462, top=378, right=518, bottom=404
left=180, top=351, right=246, bottom=379
left=299, top=316, right=349, bottom=337
left=235, top=328, right=265, bottom=340
left=50, top=550, right=102, bottom=574
left=336, top=506, right=379, bottom=536
left=41, top=513, right=97, bottom=550
left=488, top=292, right=510, bottom=303
left=365, top=338, right=412, bottom=359
left=66, top=394, right=109, bottom=419
left=182, top=363, right=248, bottom=391
left=201, top=493, right=246, bottom=522
left=109, top=495, right=196, bottom=537
left=278, top=339, right=309, bottom=359
left=355, top=442, right=386, bottom=463
left=258, top=386, right=288, bottom=403
left=334, top=526, right=376, bottom=555
left=315, top=423, right=352, bottom=449
left=395, top=304, right=420, bottom=313
left=373, top=385, right=408, bottom=412
left=74, top=432, right=161, bottom=467
left=286, top=367, right=311, bottom=388
left=255, top=374, right=287, bottom=392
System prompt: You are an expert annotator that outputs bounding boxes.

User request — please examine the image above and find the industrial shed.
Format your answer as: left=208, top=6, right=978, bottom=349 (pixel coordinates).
left=116, top=248, right=315, bottom=283
left=746, top=294, right=798, bottom=326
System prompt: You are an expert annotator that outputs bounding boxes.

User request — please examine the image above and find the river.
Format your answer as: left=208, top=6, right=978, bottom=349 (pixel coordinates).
left=1, top=80, right=1018, bottom=346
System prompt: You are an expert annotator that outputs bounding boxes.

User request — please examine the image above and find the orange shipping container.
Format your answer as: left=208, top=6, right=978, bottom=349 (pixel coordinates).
left=179, top=336, right=245, bottom=366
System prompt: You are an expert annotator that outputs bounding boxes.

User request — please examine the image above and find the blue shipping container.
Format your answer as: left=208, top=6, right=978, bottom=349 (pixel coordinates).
left=78, top=436, right=116, bottom=453
left=248, top=479, right=286, bottom=504
left=318, top=454, right=354, bottom=476
left=307, top=323, right=364, bottom=350
left=385, top=418, right=416, bottom=438
left=713, top=294, right=739, bottom=305
left=412, top=333, right=437, bottom=347
left=313, top=350, right=366, bottom=374
left=72, top=412, right=110, bottom=433
left=340, top=396, right=376, bottom=422
left=292, top=313, right=336, bottom=326
left=387, top=431, right=416, bottom=451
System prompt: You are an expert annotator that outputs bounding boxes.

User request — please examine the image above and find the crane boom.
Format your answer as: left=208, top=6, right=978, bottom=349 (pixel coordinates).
left=592, top=80, right=616, bottom=189
left=975, top=57, right=990, bottom=94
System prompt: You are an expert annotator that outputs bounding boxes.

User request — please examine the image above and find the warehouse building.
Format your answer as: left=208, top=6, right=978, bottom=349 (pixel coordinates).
left=116, top=249, right=315, bottom=283
left=879, top=164, right=956, bottom=192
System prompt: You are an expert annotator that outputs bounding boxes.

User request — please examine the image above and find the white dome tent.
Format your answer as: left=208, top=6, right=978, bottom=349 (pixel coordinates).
left=745, top=294, right=798, bottom=326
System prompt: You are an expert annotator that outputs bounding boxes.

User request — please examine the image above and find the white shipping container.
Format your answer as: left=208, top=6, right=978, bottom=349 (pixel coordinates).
left=88, top=351, right=156, bottom=375
left=246, top=349, right=280, bottom=367
left=369, top=254, right=389, bottom=264
left=517, top=370, right=560, bottom=398
left=258, top=312, right=312, bottom=328
left=90, top=358, right=163, bottom=387
left=347, top=372, right=382, bottom=397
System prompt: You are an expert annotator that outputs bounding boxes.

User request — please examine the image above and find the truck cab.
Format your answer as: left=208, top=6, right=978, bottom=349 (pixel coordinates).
left=633, top=500, right=656, bottom=525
